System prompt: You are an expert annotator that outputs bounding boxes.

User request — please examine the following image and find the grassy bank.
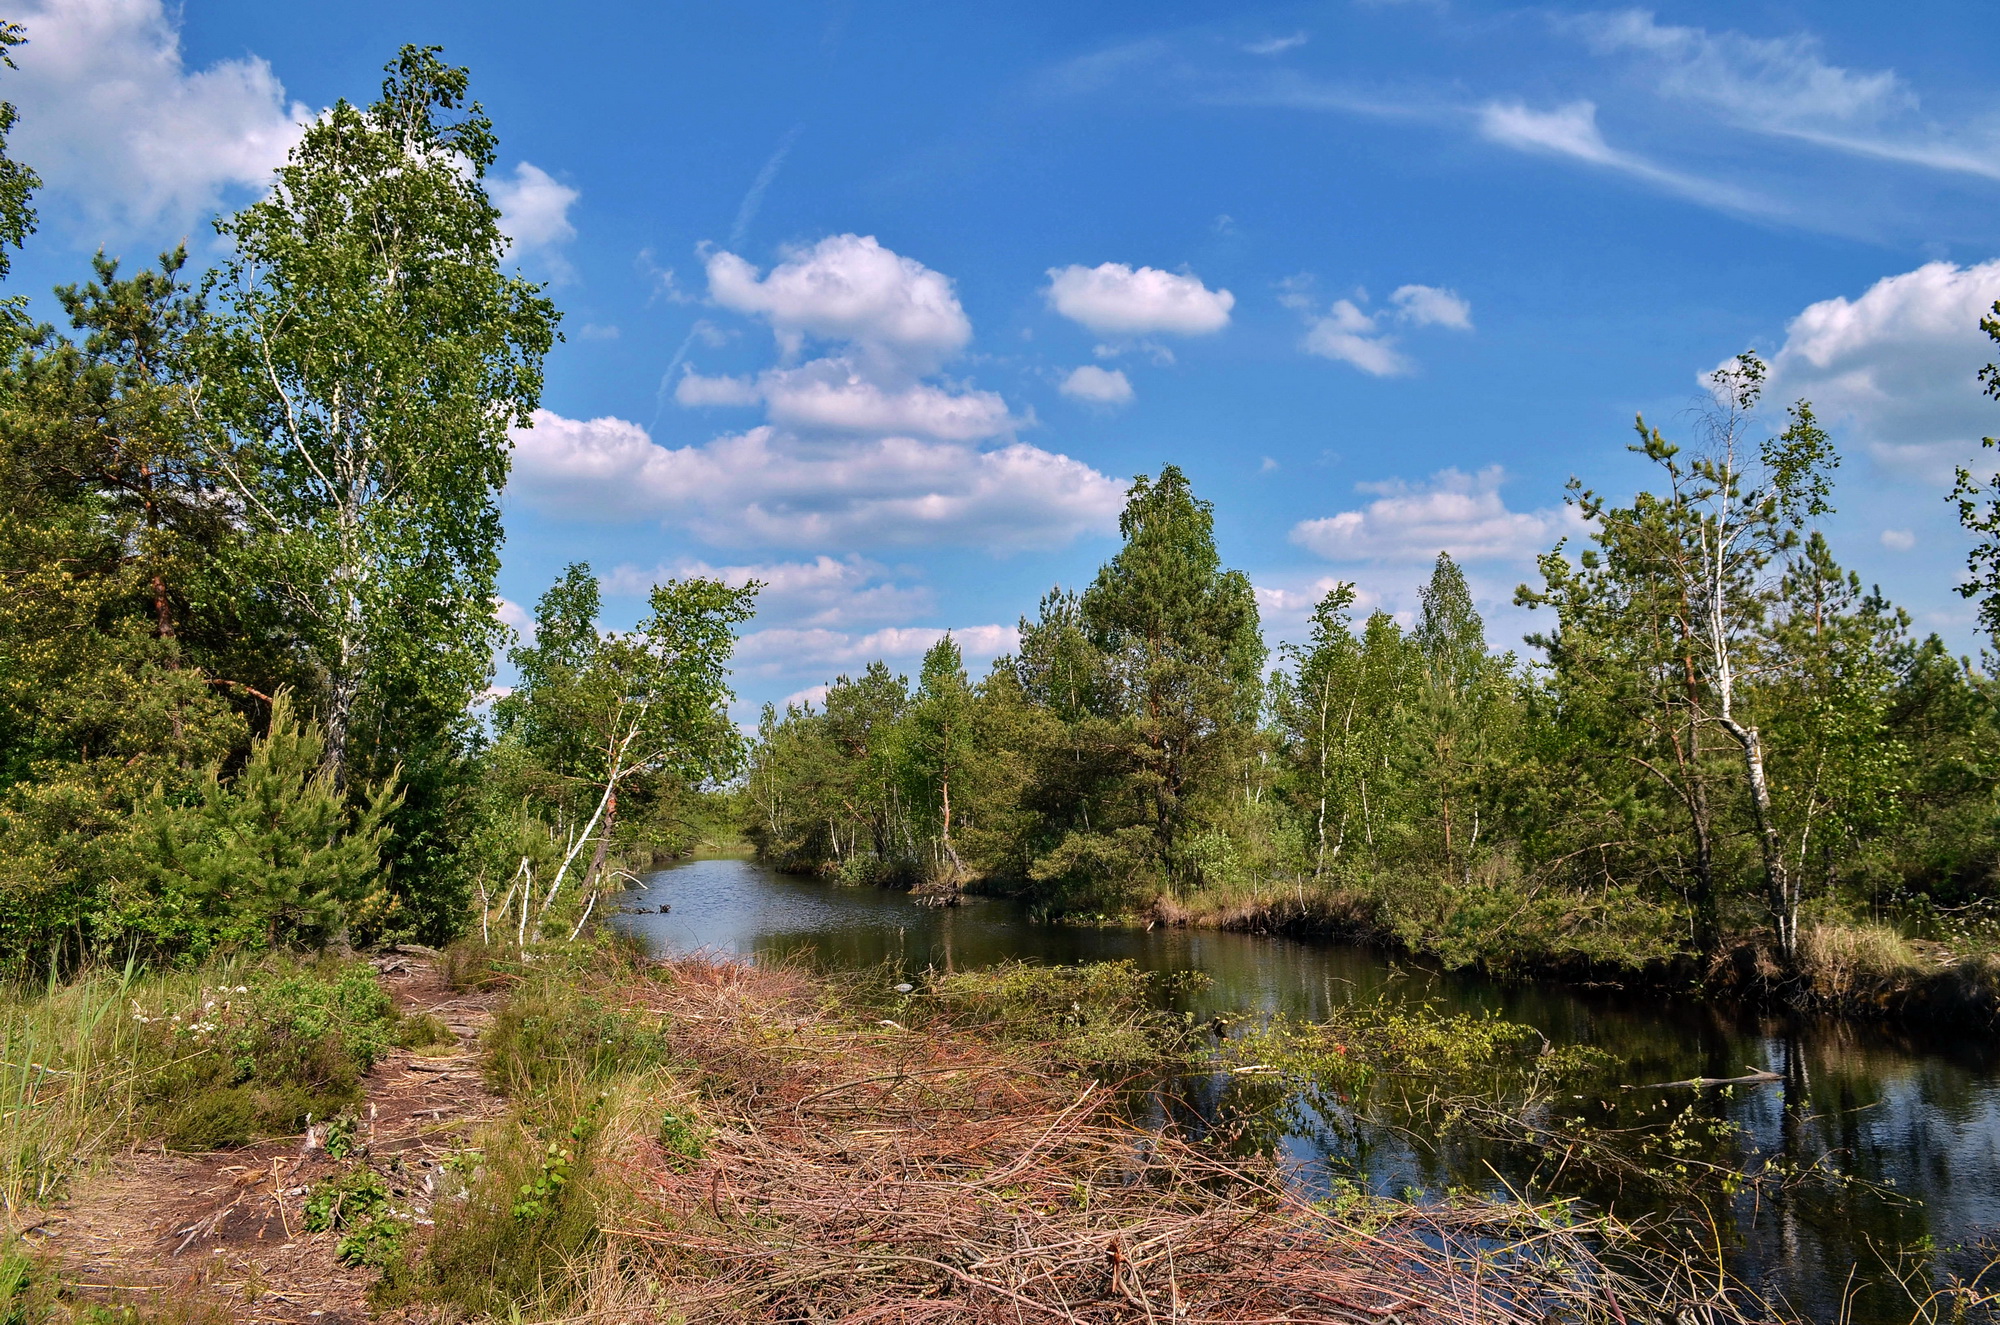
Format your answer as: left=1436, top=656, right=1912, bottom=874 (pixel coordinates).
left=0, top=954, right=426, bottom=1214
left=1136, top=873, right=2000, bottom=1026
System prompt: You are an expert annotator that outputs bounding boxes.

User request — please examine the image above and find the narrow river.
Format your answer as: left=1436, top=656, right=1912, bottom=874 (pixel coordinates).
left=616, top=855, right=2000, bottom=1323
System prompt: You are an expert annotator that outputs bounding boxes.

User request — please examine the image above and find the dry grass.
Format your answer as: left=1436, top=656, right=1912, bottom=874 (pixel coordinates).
left=1797, top=922, right=1926, bottom=1001
left=414, top=953, right=1783, bottom=1325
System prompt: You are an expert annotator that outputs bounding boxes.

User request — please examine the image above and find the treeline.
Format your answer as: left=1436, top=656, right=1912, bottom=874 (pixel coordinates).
left=747, top=361, right=2000, bottom=977
left=0, top=39, right=749, bottom=972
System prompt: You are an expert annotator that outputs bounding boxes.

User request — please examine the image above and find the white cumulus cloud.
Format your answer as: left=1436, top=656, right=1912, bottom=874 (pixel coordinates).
left=676, top=361, right=1014, bottom=440
left=1390, top=284, right=1474, bottom=330
left=508, top=410, right=1125, bottom=552
left=495, top=596, right=537, bottom=643
left=686, top=234, right=1019, bottom=445
left=1303, top=299, right=1413, bottom=376
left=600, top=555, right=933, bottom=629
left=736, top=624, right=1020, bottom=680
left=778, top=683, right=831, bottom=712
left=492, top=162, right=578, bottom=256
left=760, top=363, right=1014, bottom=440
left=1881, top=529, right=1917, bottom=551
left=1060, top=365, right=1135, bottom=406
left=1290, top=467, right=1563, bottom=563
left=675, top=370, right=763, bottom=408
left=706, top=233, right=972, bottom=376
left=1757, top=260, right=2000, bottom=483
left=1293, top=285, right=1473, bottom=377
left=1045, top=263, right=1234, bottom=337
left=7, top=0, right=307, bottom=233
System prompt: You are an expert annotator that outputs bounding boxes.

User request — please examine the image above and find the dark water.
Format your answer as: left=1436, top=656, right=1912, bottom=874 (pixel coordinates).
left=616, top=856, right=2000, bottom=1322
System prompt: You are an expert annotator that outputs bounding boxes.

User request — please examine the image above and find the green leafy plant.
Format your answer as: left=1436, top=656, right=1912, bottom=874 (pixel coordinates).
left=322, top=1110, right=359, bottom=1159
left=302, top=1167, right=389, bottom=1233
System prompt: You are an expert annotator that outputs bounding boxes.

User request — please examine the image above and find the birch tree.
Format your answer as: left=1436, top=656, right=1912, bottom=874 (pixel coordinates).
left=907, top=634, right=973, bottom=877
left=1412, top=553, right=1496, bottom=877
left=1538, top=355, right=1835, bottom=958
left=1274, top=583, right=1364, bottom=876
left=497, top=570, right=757, bottom=925
left=204, top=46, right=559, bottom=784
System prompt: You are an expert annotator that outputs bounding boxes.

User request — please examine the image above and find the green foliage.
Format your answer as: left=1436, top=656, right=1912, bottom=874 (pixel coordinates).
left=303, top=1166, right=409, bottom=1269
left=303, top=1166, right=390, bottom=1232
left=489, top=564, right=757, bottom=935
left=0, top=955, right=398, bottom=1207
left=924, top=960, right=1205, bottom=1070
left=0, top=21, right=39, bottom=355
left=204, top=47, right=558, bottom=788
left=482, top=971, right=670, bottom=1095
left=118, top=691, right=399, bottom=954
left=512, top=1097, right=602, bottom=1221
left=410, top=1094, right=609, bottom=1317
left=163, top=1087, right=257, bottom=1152
left=747, top=466, right=1271, bottom=908
left=745, top=379, right=2000, bottom=988
left=134, top=960, right=400, bottom=1140
left=655, top=1108, right=705, bottom=1166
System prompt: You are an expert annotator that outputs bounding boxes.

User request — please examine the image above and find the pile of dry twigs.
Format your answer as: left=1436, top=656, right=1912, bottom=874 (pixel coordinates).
left=574, top=958, right=1764, bottom=1325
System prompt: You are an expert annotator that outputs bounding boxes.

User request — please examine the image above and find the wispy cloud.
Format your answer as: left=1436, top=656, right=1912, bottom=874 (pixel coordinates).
left=1243, top=32, right=1309, bottom=57
left=1564, top=9, right=2000, bottom=181
left=1475, top=99, right=1775, bottom=215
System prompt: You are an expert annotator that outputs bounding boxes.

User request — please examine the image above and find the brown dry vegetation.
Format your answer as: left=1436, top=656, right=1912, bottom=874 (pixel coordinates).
left=394, top=948, right=1782, bottom=1324
left=8, top=945, right=1833, bottom=1323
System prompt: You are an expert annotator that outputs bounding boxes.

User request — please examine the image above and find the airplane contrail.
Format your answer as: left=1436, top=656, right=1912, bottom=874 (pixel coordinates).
left=650, top=124, right=806, bottom=433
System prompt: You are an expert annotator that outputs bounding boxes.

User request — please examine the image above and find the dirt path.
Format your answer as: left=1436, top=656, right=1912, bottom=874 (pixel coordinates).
left=31, top=956, right=504, bottom=1324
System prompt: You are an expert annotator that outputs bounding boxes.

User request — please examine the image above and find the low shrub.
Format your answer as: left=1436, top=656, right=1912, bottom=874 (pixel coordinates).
left=1, top=956, right=403, bottom=1193
left=483, top=977, right=670, bottom=1095
left=923, top=960, right=1204, bottom=1071
left=127, top=960, right=400, bottom=1144
left=162, top=1087, right=256, bottom=1152
left=389, top=1082, right=650, bottom=1319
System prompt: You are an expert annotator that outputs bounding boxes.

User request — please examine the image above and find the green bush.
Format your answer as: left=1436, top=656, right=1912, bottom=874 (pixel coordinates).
left=163, top=1087, right=255, bottom=1152
left=395, top=1089, right=610, bottom=1318
left=924, top=960, right=1204, bottom=1071
left=302, top=1166, right=410, bottom=1272
left=483, top=978, right=669, bottom=1094
left=125, top=959, right=401, bottom=1143
left=303, top=1167, right=390, bottom=1233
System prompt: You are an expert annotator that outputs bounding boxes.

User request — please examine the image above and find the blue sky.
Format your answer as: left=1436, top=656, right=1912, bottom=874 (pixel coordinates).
left=9, top=0, right=2000, bottom=717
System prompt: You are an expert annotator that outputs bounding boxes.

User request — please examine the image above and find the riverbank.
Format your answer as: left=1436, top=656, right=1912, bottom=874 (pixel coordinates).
left=4, top=940, right=1785, bottom=1323
left=918, top=868, right=2000, bottom=1028
left=1153, top=880, right=2000, bottom=1025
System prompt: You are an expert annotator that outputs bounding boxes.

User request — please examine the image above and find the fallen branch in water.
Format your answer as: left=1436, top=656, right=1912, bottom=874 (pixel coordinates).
left=1621, top=1067, right=1782, bottom=1091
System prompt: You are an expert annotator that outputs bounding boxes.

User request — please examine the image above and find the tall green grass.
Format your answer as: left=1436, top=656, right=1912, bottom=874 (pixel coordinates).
left=1, top=956, right=151, bottom=1213
left=0, top=954, right=404, bottom=1216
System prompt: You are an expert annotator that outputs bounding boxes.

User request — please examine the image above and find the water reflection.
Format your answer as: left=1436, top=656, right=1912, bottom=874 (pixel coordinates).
left=618, top=856, right=2000, bottom=1323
